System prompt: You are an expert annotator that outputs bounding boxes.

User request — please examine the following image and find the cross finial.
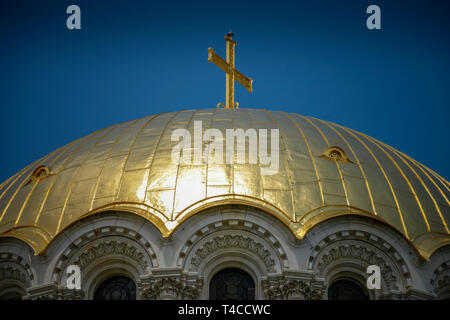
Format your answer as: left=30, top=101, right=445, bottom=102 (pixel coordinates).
left=208, top=33, right=253, bottom=109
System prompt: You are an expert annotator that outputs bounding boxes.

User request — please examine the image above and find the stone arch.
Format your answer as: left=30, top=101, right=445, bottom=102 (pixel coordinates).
left=0, top=263, right=30, bottom=300
left=84, top=258, right=140, bottom=300
left=46, top=211, right=161, bottom=283
left=307, top=217, right=412, bottom=299
left=430, top=246, right=450, bottom=300
left=0, top=252, right=35, bottom=288
left=181, top=226, right=284, bottom=300
left=55, top=232, right=152, bottom=300
left=188, top=233, right=277, bottom=273
left=13, top=211, right=163, bottom=299
left=172, top=205, right=297, bottom=300
left=52, top=229, right=156, bottom=284
left=175, top=205, right=292, bottom=272
left=0, top=238, right=36, bottom=300
left=0, top=280, right=26, bottom=300
left=431, top=262, right=450, bottom=299
left=50, top=224, right=158, bottom=300
left=178, top=222, right=289, bottom=274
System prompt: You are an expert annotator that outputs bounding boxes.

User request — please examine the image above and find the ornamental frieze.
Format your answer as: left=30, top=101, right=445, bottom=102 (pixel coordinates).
left=189, top=234, right=276, bottom=273
left=316, top=244, right=397, bottom=290
left=139, top=276, right=202, bottom=300
left=74, top=240, right=149, bottom=271
left=262, top=278, right=323, bottom=300
left=0, top=266, right=28, bottom=285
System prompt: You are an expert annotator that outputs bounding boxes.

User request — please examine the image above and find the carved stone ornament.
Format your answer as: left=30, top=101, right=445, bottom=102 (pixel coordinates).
left=139, top=276, right=203, bottom=300
left=262, top=278, right=323, bottom=300
left=189, top=234, right=276, bottom=273
left=0, top=266, right=28, bottom=285
left=74, top=240, right=149, bottom=271
left=24, top=283, right=84, bottom=300
left=0, top=252, right=34, bottom=286
left=316, top=244, right=397, bottom=290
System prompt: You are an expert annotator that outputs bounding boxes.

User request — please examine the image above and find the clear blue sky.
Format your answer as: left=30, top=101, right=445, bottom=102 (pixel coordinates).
left=0, top=0, right=449, bottom=182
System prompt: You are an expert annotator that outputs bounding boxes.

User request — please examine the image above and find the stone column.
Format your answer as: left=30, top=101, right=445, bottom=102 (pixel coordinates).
left=138, top=269, right=203, bottom=300
left=262, top=273, right=325, bottom=300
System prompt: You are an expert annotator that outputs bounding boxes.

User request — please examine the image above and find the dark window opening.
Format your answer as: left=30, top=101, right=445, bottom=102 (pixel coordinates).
left=209, top=268, right=255, bottom=300
left=328, top=279, right=368, bottom=300
left=94, top=275, right=136, bottom=300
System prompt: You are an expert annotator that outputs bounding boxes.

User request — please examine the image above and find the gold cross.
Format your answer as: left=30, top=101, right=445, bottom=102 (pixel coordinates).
left=208, top=32, right=253, bottom=109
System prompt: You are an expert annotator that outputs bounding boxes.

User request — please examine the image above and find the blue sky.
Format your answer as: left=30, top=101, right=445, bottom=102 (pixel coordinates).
left=0, top=0, right=449, bottom=182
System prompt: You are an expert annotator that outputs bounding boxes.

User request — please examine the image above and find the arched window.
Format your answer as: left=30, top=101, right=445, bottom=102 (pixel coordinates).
left=209, top=268, right=255, bottom=300
left=328, top=279, right=368, bottom=300
left=94, top=276, right=136, bottom=300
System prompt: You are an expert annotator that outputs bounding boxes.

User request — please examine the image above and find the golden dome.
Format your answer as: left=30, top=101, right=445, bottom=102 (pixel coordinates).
left=0, top=108, right=449, bottom=258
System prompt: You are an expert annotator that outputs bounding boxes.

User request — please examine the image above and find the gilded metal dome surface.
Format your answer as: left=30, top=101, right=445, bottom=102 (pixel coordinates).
left=0, top=108, right=449, bottom=258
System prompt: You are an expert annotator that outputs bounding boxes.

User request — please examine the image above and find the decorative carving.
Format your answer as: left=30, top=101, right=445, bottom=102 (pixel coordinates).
left=24, top=283, right=84, bottom=300
left=26, top=165, right=53, bottom=185
left=0, top=252, right=34, bottom=285
left=262, top=278, right=323, bottom=300
left=139, top=276, right=202, bottom=300
left=316, top=244, right=397, bottom=290
left=178, top=216, right=289, bottom=271
left=74, top=240, right=148, bottom=271
left=189, top=234, right=276, bottom=273
left=320, top=146, right=352, bottom=163
left=309, top=229, right=411, bottom=293
left=53, top=224, right=157, bottom=283
left=0, top=266, right=27, bottom=285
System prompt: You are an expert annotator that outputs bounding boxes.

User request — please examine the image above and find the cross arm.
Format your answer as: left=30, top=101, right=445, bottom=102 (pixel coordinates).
left=208, top=47, right=230, bottom=73
left=234, top=68, right=253, bottom=93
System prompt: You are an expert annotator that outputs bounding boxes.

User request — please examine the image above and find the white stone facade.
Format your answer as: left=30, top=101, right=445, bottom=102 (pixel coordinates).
left=0, top=205, right=449, bottom=300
